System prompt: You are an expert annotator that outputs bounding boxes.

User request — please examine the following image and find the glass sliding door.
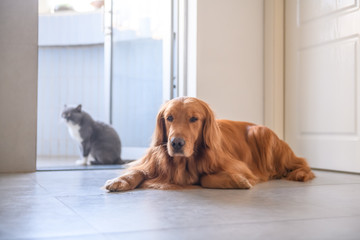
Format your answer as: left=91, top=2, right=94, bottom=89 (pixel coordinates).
left=36, top=0, right=173, bottom=169
left=111, top=0, right=171, bottom=160
left=37, top=0, right=107, bottom=169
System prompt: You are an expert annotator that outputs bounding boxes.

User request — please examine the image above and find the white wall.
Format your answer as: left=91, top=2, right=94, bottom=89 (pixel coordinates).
left=194, top=0, right=264, bottom=124
left=0, top=0, right=38, bottom=172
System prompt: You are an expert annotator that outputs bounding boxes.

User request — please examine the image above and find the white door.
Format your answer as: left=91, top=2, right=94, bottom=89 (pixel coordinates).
left=285, top=0, right=360, bottom=173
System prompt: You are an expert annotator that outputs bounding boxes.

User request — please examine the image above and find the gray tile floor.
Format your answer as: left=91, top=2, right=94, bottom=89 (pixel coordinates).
left=0, top=169, right=359, bottom=240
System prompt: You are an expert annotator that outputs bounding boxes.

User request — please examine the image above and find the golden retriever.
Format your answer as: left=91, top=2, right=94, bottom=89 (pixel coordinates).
left=104, top=97, right=315, bottom=191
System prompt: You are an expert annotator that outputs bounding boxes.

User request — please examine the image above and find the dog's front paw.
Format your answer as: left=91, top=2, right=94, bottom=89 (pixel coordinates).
left=104, top=177, right=132, bottom=192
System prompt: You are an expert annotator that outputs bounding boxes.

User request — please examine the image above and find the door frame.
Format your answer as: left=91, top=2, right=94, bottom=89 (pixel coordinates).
left=264, top=0, right=285, bottom=140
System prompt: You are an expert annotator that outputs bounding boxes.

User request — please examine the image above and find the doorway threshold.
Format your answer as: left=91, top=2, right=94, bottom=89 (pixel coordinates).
left=36, top=157, right=133, bottom=171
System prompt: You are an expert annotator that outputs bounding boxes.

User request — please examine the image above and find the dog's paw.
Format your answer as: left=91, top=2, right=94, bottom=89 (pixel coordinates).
left=104, top=177, right=132, bottom=192
left=286, top=168, right=315, bottom=182
left=235, top=176, right=253, bottom=189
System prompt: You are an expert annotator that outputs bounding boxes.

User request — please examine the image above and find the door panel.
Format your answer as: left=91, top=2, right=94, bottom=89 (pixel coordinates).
left=285, top=0, right=360, bottom=173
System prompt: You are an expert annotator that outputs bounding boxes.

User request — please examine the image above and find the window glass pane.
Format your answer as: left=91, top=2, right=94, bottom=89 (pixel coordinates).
left=111, top=0, right=171, bottom=159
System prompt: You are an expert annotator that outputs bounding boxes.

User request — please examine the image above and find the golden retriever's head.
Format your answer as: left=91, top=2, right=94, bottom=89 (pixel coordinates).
left=152, top=97, right=220, bottom=158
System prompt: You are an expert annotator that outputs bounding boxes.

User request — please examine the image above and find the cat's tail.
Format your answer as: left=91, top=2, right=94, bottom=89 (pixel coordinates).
left=90, top=157, right=125, bottom=165
left=114, top=157, right=125, bottom=165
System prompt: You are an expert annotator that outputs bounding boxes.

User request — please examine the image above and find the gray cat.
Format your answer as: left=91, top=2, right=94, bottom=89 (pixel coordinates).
left=62, top=104, right=123, bottom=165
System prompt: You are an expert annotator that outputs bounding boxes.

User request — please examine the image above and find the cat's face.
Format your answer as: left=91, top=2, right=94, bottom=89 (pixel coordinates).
left=62, top=104, right=82, bottom=124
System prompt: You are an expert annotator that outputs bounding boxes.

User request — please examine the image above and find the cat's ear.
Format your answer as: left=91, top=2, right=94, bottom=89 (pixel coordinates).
left=76, top=104, right=82, bottom=112
left=64, top=104, right=67, bottom=109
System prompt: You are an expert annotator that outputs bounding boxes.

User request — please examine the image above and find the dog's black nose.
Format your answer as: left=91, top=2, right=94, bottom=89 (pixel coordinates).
left=171, top=137, right=185, bottom=152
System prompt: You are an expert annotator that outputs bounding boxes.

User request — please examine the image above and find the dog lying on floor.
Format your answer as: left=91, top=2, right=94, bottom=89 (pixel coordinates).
left=104, top=97, right=315, bottom=192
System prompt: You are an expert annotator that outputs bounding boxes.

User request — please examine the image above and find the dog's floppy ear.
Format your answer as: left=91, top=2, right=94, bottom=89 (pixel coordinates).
left=201, top=100, right=221, bottom=151
left=151, top=103, right=168, bottom=147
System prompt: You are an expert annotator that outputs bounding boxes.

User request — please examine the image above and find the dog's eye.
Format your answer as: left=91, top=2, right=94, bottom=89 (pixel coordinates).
left=190, top=117, right=198, bottom=123
left=166, top=115, right=174, bottom=122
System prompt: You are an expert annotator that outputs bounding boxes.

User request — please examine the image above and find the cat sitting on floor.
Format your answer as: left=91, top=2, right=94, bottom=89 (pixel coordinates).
left=62, top=104, right=124, bottom=165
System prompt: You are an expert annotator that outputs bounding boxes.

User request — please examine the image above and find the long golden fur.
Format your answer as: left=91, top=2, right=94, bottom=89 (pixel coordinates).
left=104, top=97, right=315, bottom=191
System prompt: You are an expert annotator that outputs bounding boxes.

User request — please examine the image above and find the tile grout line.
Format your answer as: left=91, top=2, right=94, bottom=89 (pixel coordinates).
left=54, top=195, right=106, bottom=235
